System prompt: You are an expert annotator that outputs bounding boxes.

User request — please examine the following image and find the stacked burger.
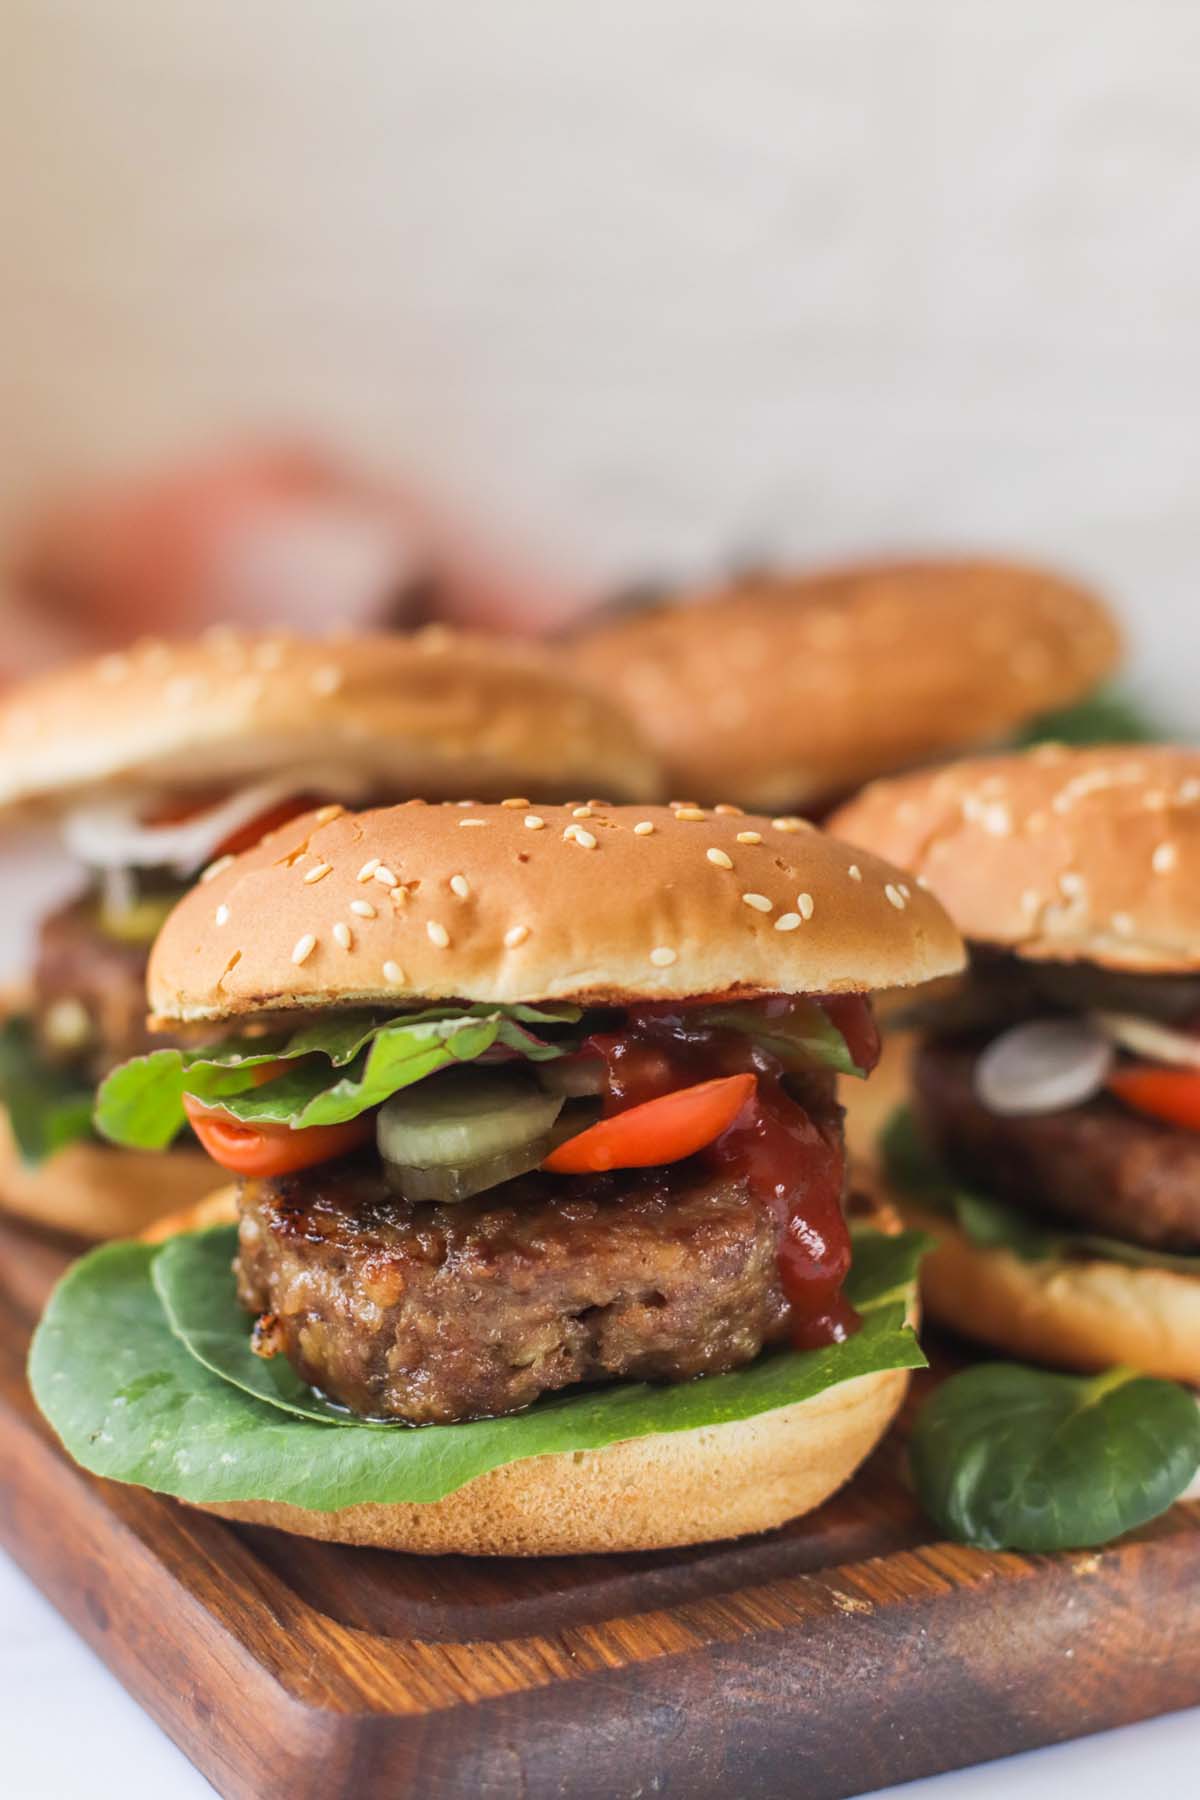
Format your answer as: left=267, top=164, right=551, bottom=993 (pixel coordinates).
left=831, top=746, right=1200, bottom=1381
left=0, top=628, right=660, bottom=1238
left=31, top=799, right=963, bottom=1554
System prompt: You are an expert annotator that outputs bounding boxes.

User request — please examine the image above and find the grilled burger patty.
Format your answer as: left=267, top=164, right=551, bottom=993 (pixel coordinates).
left=233, top=1135, right=848, bottom=1423
left=33, top=894, right=162, bottom=1076
left=915, top=1039, right=1200, bottom=1250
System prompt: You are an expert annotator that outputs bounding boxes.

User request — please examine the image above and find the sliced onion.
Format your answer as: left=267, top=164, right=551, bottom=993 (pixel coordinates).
left=1092, top=1011, right=1200, bottom=1071
left=62, top=764, right=370, bottom=874
left=974, top=1018, right=1114, bottom=1117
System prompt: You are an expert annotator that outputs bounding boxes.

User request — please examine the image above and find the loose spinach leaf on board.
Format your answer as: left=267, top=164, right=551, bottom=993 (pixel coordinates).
left=1016, top=684, right=1164, bottom=748
left=881, top=1107, right=1200, bottom=1276
left=94, top=1003, right=581, bottom=1150
left=0, top=1018, right=96, bottom=1164
left=909, top=1363, right=1200, bottom=1551
left=29, top=1227, right=929, bottom=1509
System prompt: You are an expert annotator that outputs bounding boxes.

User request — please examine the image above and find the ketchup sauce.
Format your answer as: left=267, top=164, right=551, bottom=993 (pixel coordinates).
left=585, top=995, right=879, bottom=1349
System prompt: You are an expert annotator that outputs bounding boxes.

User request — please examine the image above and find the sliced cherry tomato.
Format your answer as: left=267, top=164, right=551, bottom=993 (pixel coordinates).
left=213, top=792, right=325, bottom=860
left=1107, top=1066, right=1200, bottom=1132
left=543, top=1073, right=756, bottom=1174
left=182, top=1059, right=372, bottom=1175
left=182, top=1096, right=373, bottom=1176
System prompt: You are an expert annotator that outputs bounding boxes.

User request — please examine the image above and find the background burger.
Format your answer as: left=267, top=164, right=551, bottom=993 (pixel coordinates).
left=563, top=558, right=1123, bottom=813
left=830, top=745, right=1200, bottom=1382
left=32, top=798, right=963, bottom=1554
left=0, top=628, right=661, bottom=1238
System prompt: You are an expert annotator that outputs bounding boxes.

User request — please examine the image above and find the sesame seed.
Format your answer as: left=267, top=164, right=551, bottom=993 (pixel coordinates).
left=524, top=815, right=545, bottom=831
left=884, top=885, right=906, bottom=910
left=291, top=933, right=316, bottom=965
left=1111, top=913, right=1135, bottom=937
left=500, top=797, right=529, bottom=809
left=650, top=946, right=678, bottom=966
left=458, top=818, right=488, bottom=827
left=382, top=960, right=405, bottom=985
left=714, top=804, right=744, bottom=816
left=771, top=817, right=805, bottom=833
left=215, top=904, right=230, bottom=926
left=357, top=858, right=380, bottom=882
left=736, top=831, right=763, bottom=845
left=980, top=803, right=1012, bottom=837
left=848, top=864, right=862, bottom=882
left=310, top=664, right=343, bottom=697
left=373, top=865, right=398, bottom=887
left=314, top=804, right=343, bottom=823
left=742, top=893, right=773, bottom=913
left=427, top=920, right=450, bottom=948
left=569, top=827, right=598, bottom=849
left=1179, top=779, right=1200, bottom=804
left=572, top=805, right=594, bottom=819
left=797, top=892, right=815, bottom=920
left=633, top=821, right=655, bottom=836
left=504, top=924, right=530, bottom=948
left=332, top=922, right=352, bottom=950
left=675, top=807, right=706, bottom=821
left=775, top=913, right=802, bottom=932
left=1021, top=889, right=1041, bottom=914
left=201, top=854, right=234, bottom=884
left=1058, top=871, right=1086, bottom=898
left=1152, top=842, right=1178, bottom=874
left=303, top=862, right=332, bottom=884
left=706, top=847, right=734, bottom=870
left=450, top=874, right=471, bottom=898
left=349, top=899, right=376, bottom=918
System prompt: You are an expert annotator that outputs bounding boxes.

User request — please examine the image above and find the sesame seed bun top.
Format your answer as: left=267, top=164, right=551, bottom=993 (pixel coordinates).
left=0, top=626, right=663, bottom=813
left=564, top=559, right=1122, bottom=809
left=828, top=745, right=1200, bottom=972
left=147, top=800, right=965, bottom=1024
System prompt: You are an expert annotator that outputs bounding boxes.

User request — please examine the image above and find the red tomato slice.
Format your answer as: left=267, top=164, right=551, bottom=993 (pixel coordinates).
left=1107, top=1066, right=1200, bottom=1132
left=543, top=1073, right=756, bottom=1174
left=182, top=1059, right=373, bottom=1175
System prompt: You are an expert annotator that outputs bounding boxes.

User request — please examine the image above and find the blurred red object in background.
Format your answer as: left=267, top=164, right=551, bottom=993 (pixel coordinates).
left=1, top=443, right=583, bottom=681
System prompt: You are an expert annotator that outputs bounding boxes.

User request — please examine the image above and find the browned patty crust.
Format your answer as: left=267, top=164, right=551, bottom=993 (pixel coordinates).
left=33, top=893, right=161, bottom=1076
left=233, top=1147, right=828, bottom=1424
left=915, top=1039, right=1200, bottom=1250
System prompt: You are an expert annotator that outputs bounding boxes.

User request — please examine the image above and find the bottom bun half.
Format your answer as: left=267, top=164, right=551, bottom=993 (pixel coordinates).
left=201, top=1361, right=911, bottom=1556
left=902, top=1200, right=1200, bottom=1384
left=0, top=1109, right=218, bottom=1241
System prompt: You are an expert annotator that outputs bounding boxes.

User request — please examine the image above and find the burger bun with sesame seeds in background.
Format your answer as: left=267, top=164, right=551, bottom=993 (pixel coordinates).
left=29, top=800, right=965, bottom=1555
left=563, top=558, right=1122, bottom=812
left=0, top=628, right=664, bottom=1242
left=829, top=745, right=1200, bottom=1381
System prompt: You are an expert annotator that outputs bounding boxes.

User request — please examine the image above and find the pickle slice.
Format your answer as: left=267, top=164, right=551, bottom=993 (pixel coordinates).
left=377, top=1071, right=562, bottom=1171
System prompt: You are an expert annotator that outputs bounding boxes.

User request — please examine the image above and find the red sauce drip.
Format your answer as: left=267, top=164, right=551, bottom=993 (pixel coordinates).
left=585, top=995, right=877, bottom=1348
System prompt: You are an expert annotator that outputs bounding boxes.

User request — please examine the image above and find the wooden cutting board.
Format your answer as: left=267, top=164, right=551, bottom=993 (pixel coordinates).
left=3, top=1212, right=1200, bottom=1800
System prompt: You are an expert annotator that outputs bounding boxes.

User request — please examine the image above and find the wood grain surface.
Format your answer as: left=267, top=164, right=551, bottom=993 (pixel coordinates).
left=2, top=1211, right=1199, bottom=1800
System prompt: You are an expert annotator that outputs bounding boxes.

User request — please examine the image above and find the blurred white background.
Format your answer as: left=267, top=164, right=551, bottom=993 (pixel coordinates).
left=2, top=1, right=1198, bottom=720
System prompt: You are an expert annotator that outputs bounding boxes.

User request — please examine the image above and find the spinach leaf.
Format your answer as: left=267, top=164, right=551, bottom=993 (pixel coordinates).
left=909, top=1362, right=1200, bottom=1551
left=881, top=1107, right=1200, bottom=1276
left=1016, top=684, right=1164, bottom=748
left=95, top=1002, right=580, bottom=1149
left=29, top=1228, right=929, bottom=1507
left=0, top=1018, right=96, bottom=1164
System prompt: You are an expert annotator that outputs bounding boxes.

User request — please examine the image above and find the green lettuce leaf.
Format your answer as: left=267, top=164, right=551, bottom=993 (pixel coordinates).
left=696, top=998, right=866, bottom=1077
left=29, top=1226, right=929, bottom=1509
left=0, top=1018, right=95, bottom=1165
left=882, top=1106, right=1200, bottom=1275
left=95, top=1003, right=580, bottom=1150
